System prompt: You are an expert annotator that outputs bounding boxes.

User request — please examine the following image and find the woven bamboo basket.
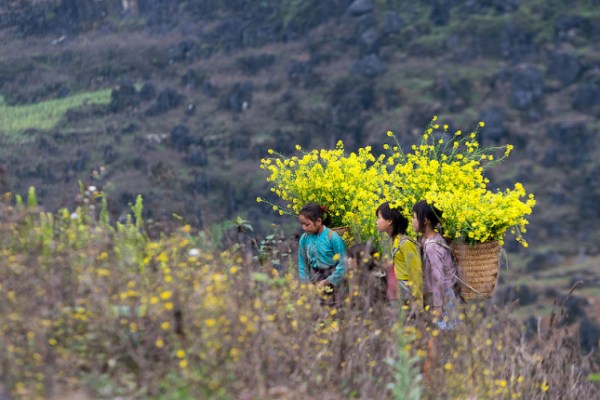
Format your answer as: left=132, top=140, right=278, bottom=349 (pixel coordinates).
left=451, top=240, right=501, bottom=301
left=331, top=226, right=350, bottom=237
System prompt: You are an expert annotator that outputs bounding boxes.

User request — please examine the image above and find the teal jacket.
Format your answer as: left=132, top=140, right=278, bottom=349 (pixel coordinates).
left=298, top=227, right=347, bottom=286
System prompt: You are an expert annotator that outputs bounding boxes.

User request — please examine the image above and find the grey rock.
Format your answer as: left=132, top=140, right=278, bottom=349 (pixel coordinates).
left=226, top=82, right=253, bottom=113
left=351, top=54, right=385, bottom=77
left=479, top=107, right=509, bottom=144
left=572, top=82, right=600, bottom=112
left=167, top=39, right=198, bottom=63
left=383, top=11, right=403, bottom=35
left=526, top=251, right=564, bottom=272
left=145, top=88, right=184, bottom=116
left=360, top=28, right=381, bottom=54
left=547, top=50, right=582, bottom=85
left=139, top=82, right=157, bottom=101
left=510, top=65, right=544, bottom=109
left=186, top=145, right=208, bottom=167
left=170, top=125, right=193, bottom=152
left=109, top=80, right=140, bottom=113
left=579, top=317, right=600, bottom=353
left=494, top=284, right=538, bottom=306
left=561, top=295, right=589, bottom=325
left=349, top=0, right=374, bottom=17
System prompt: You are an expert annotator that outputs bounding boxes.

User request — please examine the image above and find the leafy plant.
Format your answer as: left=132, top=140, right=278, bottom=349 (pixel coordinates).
left=386, top=323, right=422, bottom=400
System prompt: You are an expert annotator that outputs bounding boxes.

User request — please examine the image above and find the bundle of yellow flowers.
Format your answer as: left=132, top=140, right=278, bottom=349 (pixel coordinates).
left=427, top=184, right=536, bottom=245
left=385, top=118, right=535, bottom=247
left=258, top=141, right=388, bottom=243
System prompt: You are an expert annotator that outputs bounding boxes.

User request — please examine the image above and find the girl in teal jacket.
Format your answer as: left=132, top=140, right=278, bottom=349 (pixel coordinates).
left=297, top=202, right=347, bottom=288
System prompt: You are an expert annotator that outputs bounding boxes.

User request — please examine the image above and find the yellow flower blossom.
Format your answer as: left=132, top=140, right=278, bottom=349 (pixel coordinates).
left=160, top=290, right=172, bottom=300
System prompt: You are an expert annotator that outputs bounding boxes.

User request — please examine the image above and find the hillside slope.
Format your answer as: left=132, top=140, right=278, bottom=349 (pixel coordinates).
left=0, top=0, right=599, bottom=360
left=0, top=0, right=599, bottom=257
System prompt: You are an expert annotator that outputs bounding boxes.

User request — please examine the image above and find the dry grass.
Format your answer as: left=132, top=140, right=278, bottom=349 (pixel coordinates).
left=0, top=190, right=598, bottom=399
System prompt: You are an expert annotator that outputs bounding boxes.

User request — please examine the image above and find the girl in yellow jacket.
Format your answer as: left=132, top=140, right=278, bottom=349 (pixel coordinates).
left=376, top=202, right=423, bottom=314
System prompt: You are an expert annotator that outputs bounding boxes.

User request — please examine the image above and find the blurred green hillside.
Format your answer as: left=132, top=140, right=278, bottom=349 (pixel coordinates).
left=1, top=0, right=600, bottom=258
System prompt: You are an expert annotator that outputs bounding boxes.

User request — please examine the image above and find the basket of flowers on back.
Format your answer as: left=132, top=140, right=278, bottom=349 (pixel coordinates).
left=383, top=118, right=536, bottom=300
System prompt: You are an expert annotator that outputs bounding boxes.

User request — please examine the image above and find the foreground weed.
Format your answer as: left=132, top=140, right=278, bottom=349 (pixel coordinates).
left=0, top=187, right=597, bottom=399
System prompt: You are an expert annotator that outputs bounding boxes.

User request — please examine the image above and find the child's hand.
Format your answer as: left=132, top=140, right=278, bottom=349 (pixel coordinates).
left=317, top=279, right=329, bottom=288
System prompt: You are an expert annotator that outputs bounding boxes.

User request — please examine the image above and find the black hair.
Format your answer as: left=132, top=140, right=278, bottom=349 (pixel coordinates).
left=376, top=201, right=408, bottom=237
left=412, top=200, right=442, bottom=234
left=299, top=202, right=331, bottom=225
left=347, top=242, right=378, bottom=271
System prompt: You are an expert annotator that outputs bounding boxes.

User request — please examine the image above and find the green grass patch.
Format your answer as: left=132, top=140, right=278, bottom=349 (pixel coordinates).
left=512, top=300, right=554, bottom=320
left=407, top=32, right=448, bottom=56
left=580, top=286, right=600, bottom=297
left=0, top=89, right=111, bottom=137
left=403, top=77, right=435, bottom=93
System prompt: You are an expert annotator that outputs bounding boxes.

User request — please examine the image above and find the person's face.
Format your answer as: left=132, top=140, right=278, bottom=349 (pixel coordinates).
left=376, top=211, right=393, bottom=234
left=299, top=214, right=322, bottom=234
left=412, top=211, right=420, bottom=233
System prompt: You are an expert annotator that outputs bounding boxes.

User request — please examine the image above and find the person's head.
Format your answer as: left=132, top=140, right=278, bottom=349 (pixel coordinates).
left=376, top=202, right=408, bottom=237
left=347, top=242, right=378, bottom=271
left=412, top=200, right=442, bottom=234
left=298, top=202, right=329, bottom=234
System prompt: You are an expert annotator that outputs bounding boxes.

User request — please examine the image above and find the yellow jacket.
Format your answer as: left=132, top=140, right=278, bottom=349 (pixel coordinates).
left=393, top=235, right=423, bottom=305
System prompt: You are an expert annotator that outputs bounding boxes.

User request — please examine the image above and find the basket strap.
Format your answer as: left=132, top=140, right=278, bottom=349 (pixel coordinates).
left=422, top=238, right=451, bottom=252
left=500, top=247, right=509, bottom=270
left=399, top=235, right=420, bottom=248
left=452, top=271, right=483, bottom=295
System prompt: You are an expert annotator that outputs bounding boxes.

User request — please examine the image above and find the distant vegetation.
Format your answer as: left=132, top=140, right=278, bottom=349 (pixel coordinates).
left=0, top=89, right=111, bottom=138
